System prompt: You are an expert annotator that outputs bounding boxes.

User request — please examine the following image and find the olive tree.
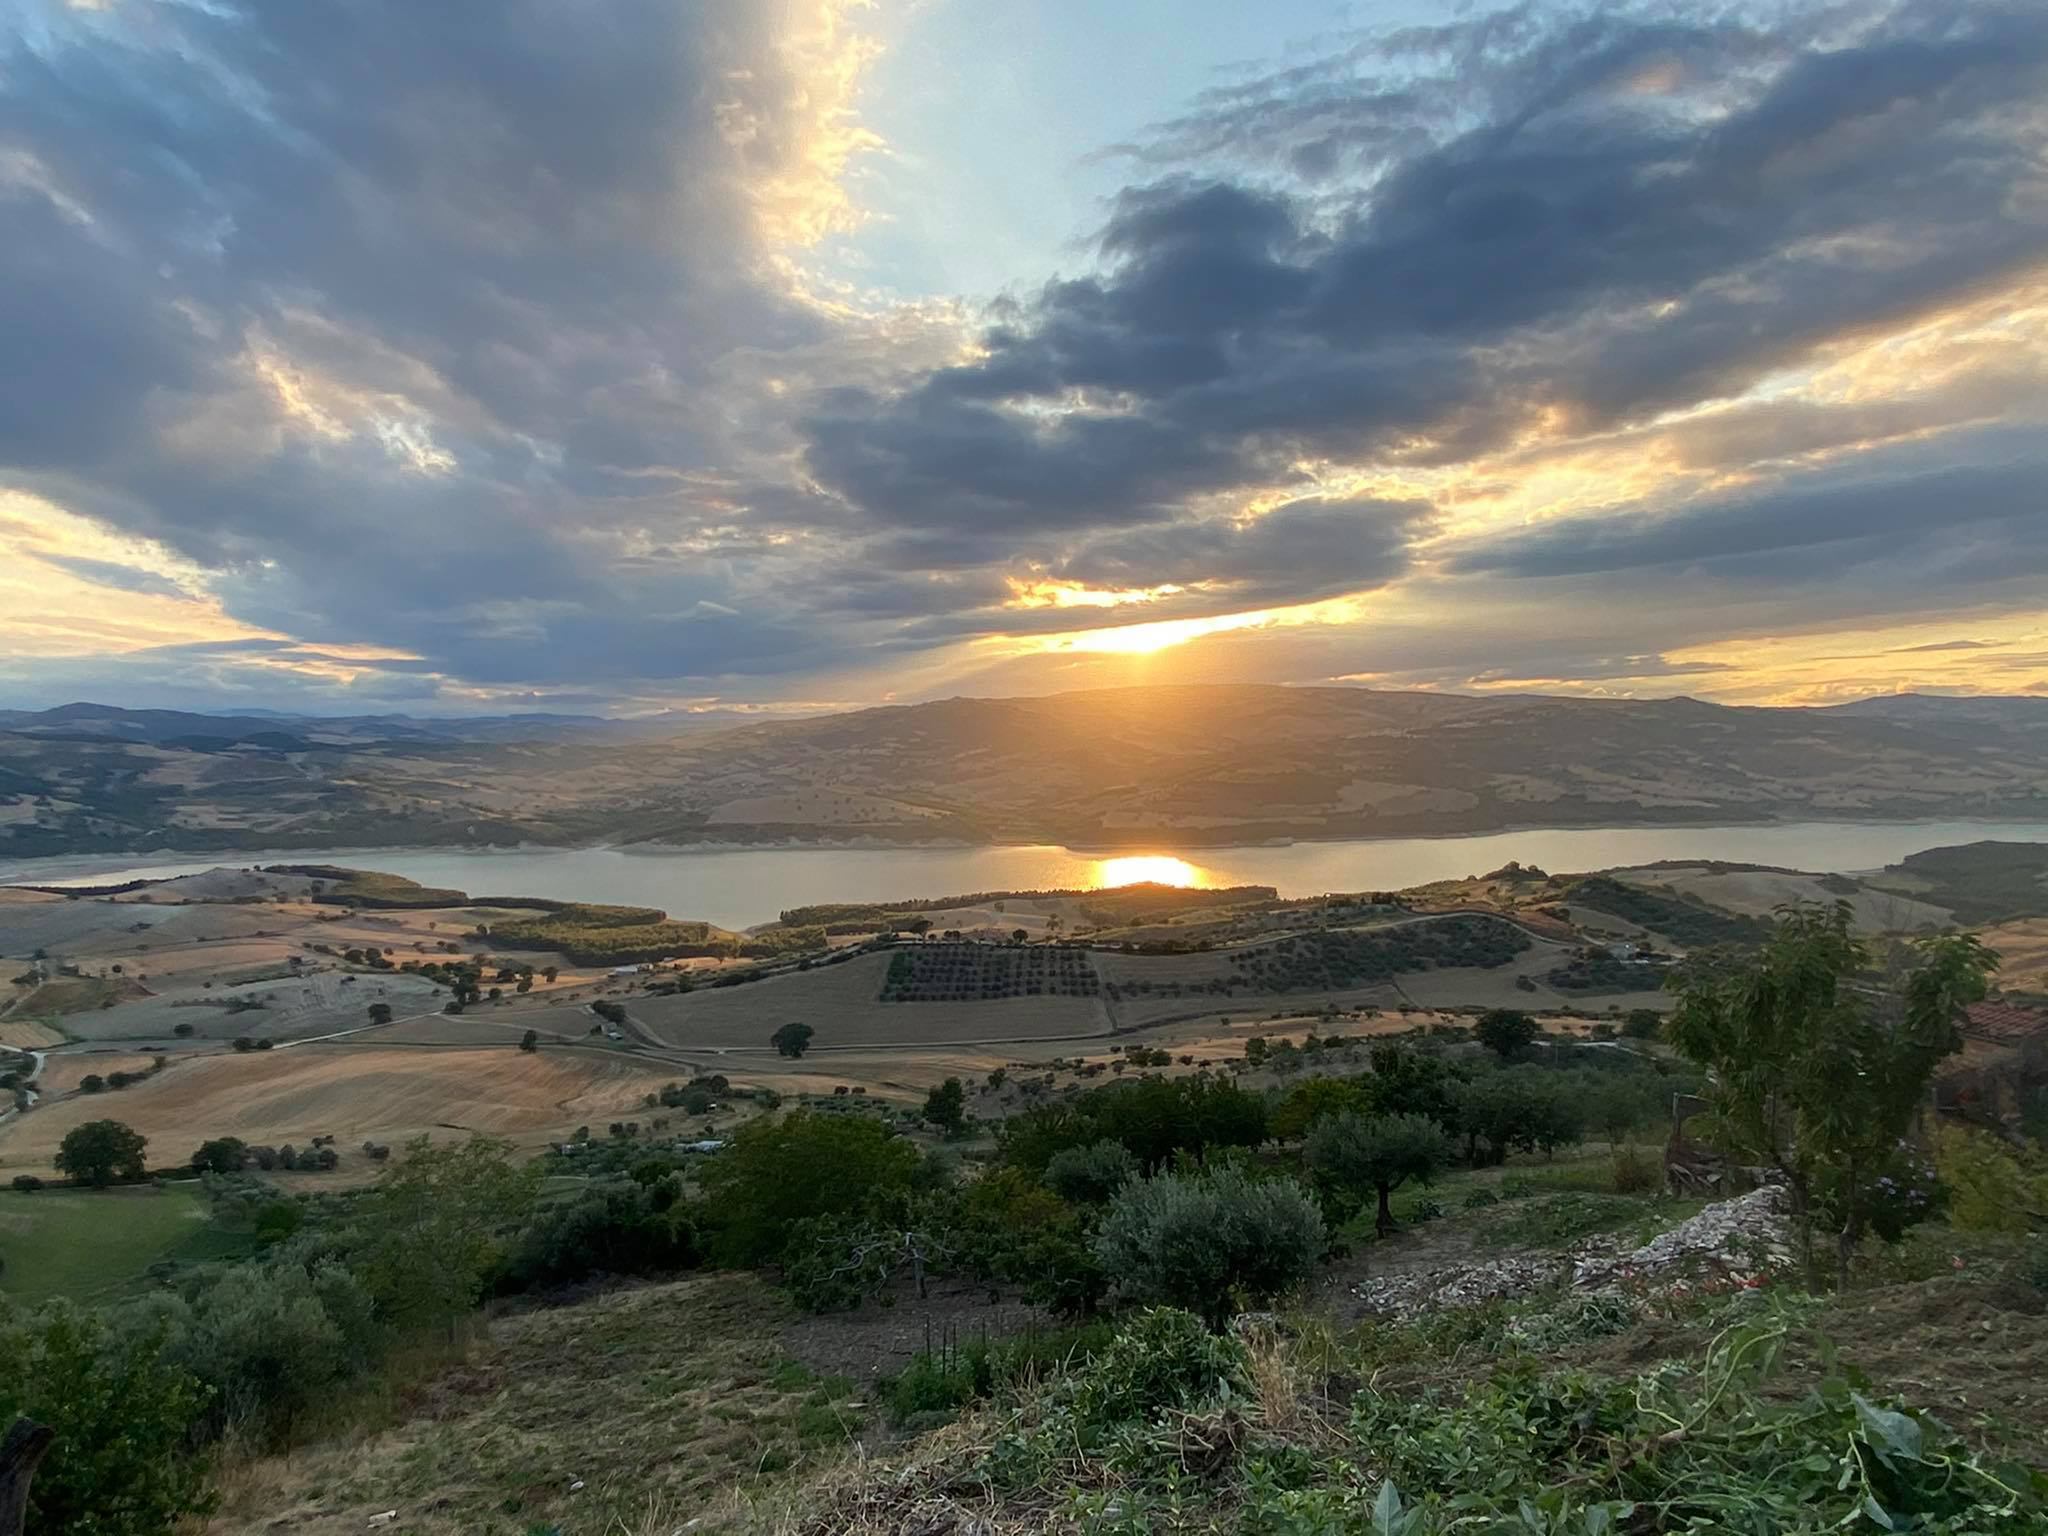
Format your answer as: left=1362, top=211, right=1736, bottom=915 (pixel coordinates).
left=1096, top=1167, right=1325, bottom=1327
left=1305, top=1111, right=1451, bottom=1236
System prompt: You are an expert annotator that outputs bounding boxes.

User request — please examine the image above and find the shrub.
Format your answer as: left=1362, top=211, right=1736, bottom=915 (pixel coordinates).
left=498, top=1179, right=701, bottom=1292
left=1476, top=1009, right=1539, bottom=1059
left=1062, top=1307, right=1246, bottom=1429
left=1934, top=1122, right=2048, bottom=1234
left=11, top=1173, right=43, bottom=1192
left=699, top=1112, right=920, bottom=1265
left=191, top=1136, right=249, bottom=1175
left=1044, top=1139, right=1139, bottom=1204
left=156, top=1258, right=380, bottom=1444
left=0, top=1303, right=215, bottom=1535
left=1096, top=1168, right=1324, bottom=1326
left=1612, top=1144, right=1662, bottom=1193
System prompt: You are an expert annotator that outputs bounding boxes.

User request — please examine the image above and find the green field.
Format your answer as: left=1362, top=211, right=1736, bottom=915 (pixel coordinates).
left=0, top=1184, right=250, bottom=1304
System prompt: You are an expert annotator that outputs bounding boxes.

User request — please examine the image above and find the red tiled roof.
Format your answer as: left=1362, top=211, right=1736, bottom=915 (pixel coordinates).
left=1962, top=1000, right=2048, bottom=1044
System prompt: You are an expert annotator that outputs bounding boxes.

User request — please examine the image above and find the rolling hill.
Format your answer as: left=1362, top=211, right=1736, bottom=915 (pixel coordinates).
left=2, top=687, right=2046, bottom=856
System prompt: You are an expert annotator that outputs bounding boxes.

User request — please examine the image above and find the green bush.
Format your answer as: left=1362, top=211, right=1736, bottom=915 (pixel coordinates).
left=0, top=1303, right=214, bottom=1536
left=497, top=1179, right=700, bottom=1293
left=1096, top=1168, right=1324, bottom=1325
left=1062, top=1308, right=1246, bottom=1430
left=700, top=1112, right=920, bottom=1266
left=1044, top=1139, right=1139, bottom=1204
left=1611, top=1144, right=1661, bottom=1193
left=153, top=1258, right=380, bottom=1445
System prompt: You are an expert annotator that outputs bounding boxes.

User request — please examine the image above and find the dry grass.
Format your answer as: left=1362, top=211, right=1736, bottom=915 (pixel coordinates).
left=206, top=1274, right=867, bottom=1536
left=1982, top=918, right=2048, bottom=995
left=34, top=1050, right=161, bottom=1096
left=0, top=1019, right=63, bottom=1049
left=0, top=1044, right=675, bottom=1173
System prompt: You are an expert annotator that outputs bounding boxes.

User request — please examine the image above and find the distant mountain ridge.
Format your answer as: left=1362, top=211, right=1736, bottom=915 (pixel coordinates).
left=1, top=687, right=2045, bottom=858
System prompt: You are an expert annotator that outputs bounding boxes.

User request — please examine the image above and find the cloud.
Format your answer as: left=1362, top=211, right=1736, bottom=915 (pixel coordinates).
left=1444, top=452, right=2048, bottom=584
left=805, top=3, right=2048, bottom=544
left=2, top=0, right=2046, bottom=709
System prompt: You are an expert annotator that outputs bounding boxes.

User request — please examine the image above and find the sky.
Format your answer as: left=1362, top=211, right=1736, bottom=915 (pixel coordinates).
left=1, top=0, right=2045, bottom=717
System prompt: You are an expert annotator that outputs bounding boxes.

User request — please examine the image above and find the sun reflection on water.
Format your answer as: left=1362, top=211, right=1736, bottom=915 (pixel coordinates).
left=1088, top=854, right=1215, bottom=889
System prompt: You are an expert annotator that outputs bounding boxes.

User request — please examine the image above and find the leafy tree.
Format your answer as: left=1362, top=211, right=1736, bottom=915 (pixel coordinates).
left=1306, top=1111, right=1450, bottom=1235
left=1096, top=1167, right=1325, bottom=1326
left=1044, top=1138, right=1139, bottom=1204
left=79, top=1073, right=106, bottom=1093
left=350, top=1136, right=542, bottom=1330
left=1476, top=1008, right=1539, bottom=1059
left=1270, top=1075, right=1369, bottom=1140
left=699, top=1112, right=920, bottom=1265
left=1001, top=1073, right=1267, bottom=1174
left=56, top=1118, right=147, bottom=1186
left=158, top=1258, right=379, bottom=1445
left=367, top=1002, right=394, bottom=1026
left=498, top=1178, right=700, bottom=1292
left=1667, top=904, right=1993, bottom=1285
left=1011, top=928, right=1029, bottom=945
left=1621, top=1007, right=1663, bottom=1040
left=922, top=1076, right=968, bottom=1137
left=190, top=1136, right=248, bottom=1174
left=519, top=1029, right=539, bottom=1052
left=1448, top=1068, right=1582, bottom=1165
left=1242, top=1035, right=1269, bottom=1067
left=771, top=1020, right=814, bottom=1058
left=0, top=1303, right=214, bottom=1536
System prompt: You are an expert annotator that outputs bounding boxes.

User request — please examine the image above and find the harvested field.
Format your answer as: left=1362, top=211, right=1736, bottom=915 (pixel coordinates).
left=0, top=894, right=195, bottom=954
left=1983, top=918, right=2048, bottom=995
left=0, top=1020, right=62, bottom=1049
left=1605, top=864, right=1952, bottom=932
left=8, top=973, right=149, bottom=1016
left=629, top=951, right=1109, bottom=1050
left=36, top=1050, right=162, bottom=1096
left=0, top=1044, right=677, bottom=1173
left=57, top=971, right=441, bottom=1044
left=356, top=1011, right=609, bottom=1047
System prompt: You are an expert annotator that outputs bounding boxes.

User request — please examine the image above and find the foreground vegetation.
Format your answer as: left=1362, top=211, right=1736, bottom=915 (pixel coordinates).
left=4, top=897, right=2046, bottom=1535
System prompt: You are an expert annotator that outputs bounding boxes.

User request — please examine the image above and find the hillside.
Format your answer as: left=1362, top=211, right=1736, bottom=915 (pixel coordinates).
left=3, top=687, right=2048, bottom=856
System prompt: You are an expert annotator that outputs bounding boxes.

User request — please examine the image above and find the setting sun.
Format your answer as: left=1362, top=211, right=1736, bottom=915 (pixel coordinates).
left=1090, top=854, right=1213, bottom=889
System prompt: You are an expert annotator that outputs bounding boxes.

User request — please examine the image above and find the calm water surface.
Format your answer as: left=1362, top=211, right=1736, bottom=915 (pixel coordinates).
left=5, top=820, right=2046, bottom=930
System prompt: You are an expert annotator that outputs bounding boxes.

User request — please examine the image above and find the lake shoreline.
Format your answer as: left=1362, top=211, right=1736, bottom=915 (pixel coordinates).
left=6, top=809, right=2048, bottom=883
left=4, top=819, right=2047, bottom=931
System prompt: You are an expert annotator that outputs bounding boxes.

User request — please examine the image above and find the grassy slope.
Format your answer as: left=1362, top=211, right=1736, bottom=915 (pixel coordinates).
left=0, top=1185, right=250, bottom=1303
left=211, top=1273, right=865, bottom=1536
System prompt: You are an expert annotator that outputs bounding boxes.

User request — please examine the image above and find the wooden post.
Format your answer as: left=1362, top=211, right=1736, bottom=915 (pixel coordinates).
left=0, top=1420, right=54, bottom=1536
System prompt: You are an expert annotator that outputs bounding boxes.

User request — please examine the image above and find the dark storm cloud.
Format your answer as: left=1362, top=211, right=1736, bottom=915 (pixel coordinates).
left=6, top=0, right=2047, bottom=704
left=1061, top=493, right=1429, bottom=608
left=804, top=1, right=2048, bottom=600
left=1447, top=455, right=2048, bottom=582
left=0, top=0, right=855, bottom=684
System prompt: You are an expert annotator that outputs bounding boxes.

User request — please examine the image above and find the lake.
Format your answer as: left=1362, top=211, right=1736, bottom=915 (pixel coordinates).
left=4, top=820, right=2046, bottom=930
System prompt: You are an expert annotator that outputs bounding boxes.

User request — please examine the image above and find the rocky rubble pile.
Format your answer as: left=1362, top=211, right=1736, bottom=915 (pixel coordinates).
left=1571, top=1184, right=1794, bottom=1292
left=1351, top=1186, right=1796, bottom=1321
left=1351, top=1255, right=1568, bottom=1320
